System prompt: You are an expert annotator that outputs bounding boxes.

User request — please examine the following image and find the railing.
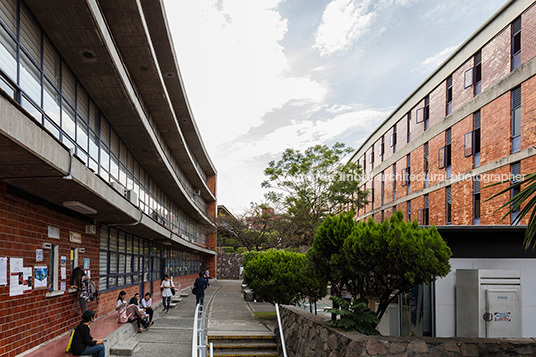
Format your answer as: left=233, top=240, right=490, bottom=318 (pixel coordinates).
left=192, top=303, right=206, bottom=357
left=275, top=303, right=288, bottom=357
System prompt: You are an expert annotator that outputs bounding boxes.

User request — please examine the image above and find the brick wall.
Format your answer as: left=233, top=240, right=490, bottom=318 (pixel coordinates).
left=452, top=179, right=473, bottom=226
left=429, top=81, right=445, bottom=127
left=451, top=115, right=474, bottom=176
left=429, top=188, right=445, bottom=225
left=480, top=166, right=511, bottom=225
left=521, top=76, right=536, bottom=151
left=428, top=133, right=445, bottom=187
left=452, top=58, right=474, bottom=112
left=481, top=93, right=511, bottom=165
left=522, top=3, right=536, bottom=65
left=482, top=27, right=511, bottom=92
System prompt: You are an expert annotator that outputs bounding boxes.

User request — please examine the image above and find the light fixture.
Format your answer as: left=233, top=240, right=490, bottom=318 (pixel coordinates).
left=63, top=201, right=97, bottom=215
left=162, top=242, right=172, bottom=246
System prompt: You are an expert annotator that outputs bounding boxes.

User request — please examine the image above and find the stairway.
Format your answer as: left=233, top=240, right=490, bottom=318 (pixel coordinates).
left=208, top=334, right=278, bottom=357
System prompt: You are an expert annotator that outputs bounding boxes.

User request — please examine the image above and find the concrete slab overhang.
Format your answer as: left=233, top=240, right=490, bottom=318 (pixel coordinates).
left=23, top=0, right=215, bottom=223
left=0, top=94, right=215, bottom=256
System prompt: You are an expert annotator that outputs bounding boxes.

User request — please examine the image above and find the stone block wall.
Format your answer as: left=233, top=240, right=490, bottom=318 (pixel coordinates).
left=217, top=252, right=242, bottom=280
left=276, top=305, right=536, bottom=357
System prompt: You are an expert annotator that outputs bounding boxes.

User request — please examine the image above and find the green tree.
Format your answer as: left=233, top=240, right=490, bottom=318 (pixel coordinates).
left=344, top=211, right=452, bottom=321
left=262, top=142, right=367, bottom=246
left=486, top=172, right=536, bottom=250
left=243, top=250, right=321, bottom=305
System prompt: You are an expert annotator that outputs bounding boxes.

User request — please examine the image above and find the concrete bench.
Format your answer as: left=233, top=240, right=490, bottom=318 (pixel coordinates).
left=243, top=289, right=254, bottom=302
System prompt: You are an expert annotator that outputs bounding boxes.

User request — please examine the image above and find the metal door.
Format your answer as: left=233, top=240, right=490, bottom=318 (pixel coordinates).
left=485, top=289, right=520, bottom=338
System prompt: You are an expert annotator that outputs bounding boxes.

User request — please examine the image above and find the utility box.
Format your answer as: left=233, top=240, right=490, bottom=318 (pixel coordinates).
left=456, top=269, right=521, bottom=338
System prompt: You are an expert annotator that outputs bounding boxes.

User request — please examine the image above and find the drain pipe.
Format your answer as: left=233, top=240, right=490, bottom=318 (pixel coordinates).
left=275, top=303, right=288, bottom=357
left=108, top=207, right=144, bottom=227
left=62, top=148, right=74, bottom=180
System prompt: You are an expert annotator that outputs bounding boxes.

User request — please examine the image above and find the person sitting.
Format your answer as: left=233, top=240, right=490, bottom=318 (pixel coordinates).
left=70, top=310, right=105, bottom=357
left=116, top=291, right=149, bottom=333
left=140, top=292, right=154, bottom=324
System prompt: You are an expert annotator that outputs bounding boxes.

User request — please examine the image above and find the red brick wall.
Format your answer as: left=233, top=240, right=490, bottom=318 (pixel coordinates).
left=520, top=156, right=536, bottom=226
left=384, top=165, right=394, bottom=205
left=428, top=134, right=445, bottom=187
left=481, top=93, right=511, bottom=165
left=452, top=179, right=473, bottom=225
left=482, top=27, right=511, bottom=91
left=384, top=129, right=394, bottom=161
left=521, top=76, right=536, bottom=151
left=452, top=58, right=475, bottom=112
left=452, top=115, right=474, bottom=176
left=395, top=157, right=407, bottom=201
left=480, top=166, right=511, bottom=225
left=411, top=99, right=426, bottom=142
left=373, top=174, right=382, bottom=210
left=429, top=82, right=446, bottom=127
left=429, top=188, right=445, bottom=225
left=207, top=175, right=217, bottom=197
left=521, top=3, right=536, bottom=65
left=0, top=182, right=99, bottom=357
left=411, top=145, right=425, bottom=193
left=397, top=116, right=408, bottom=152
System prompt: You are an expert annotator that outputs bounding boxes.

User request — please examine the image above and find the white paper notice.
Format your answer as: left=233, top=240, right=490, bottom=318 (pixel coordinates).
left=9, top=258, right=24, bottom=296
left=0, top=257, right=7, bottom=285
left=36, top=249, right=43, bottom=262
left=61, top=267, right=66, bottom=280
left=34, top=266, right=47, bottom=288
left=61, top=281, right=66, bottom=291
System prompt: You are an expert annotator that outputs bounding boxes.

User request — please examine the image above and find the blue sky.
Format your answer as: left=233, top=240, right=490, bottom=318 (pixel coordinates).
left=163, top=0, right=506, bottom=214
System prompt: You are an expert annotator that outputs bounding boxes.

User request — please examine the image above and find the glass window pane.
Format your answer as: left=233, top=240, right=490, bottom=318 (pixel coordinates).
left=120, top=165, right=127, bottom=186
left=126, top=255, right=132, bottom=273
left=62, top=100, right=76, bottom=140
left=99, top=276, right=107, bottom=291
left=76, top=148, right=87, bottom=164
left=110, top=155, right=119, bottom=180
left=43, top=37, right=60, bottom=87
left=100, top=145, right=110, bottom=173
left=99, top=251, right=108, bottom=276
left=89, top=100, right=99, bottom=132
left=111, top=129, right=119, bottom=157
left=20, top=53, right=41, bottom=105
left=133, top=237, right=139, bottom=254
left=20, top=4, right=41, bottom=64
left=44, top=80, right=60, bottom=125
left=126, top=234, right=133, bottom=254
left=101, top=118, right=110, bottom=147
left=77, top=84, right=88, bottom=120
left=109, top=228, right=118, bottom=251
left=61, top=64, right=76, bottom=106
left=0, top=73, right=15, bottom=98
left=513, top=108, right=521, bottom=136
left=108, top=276, right=117, bottom=288
left=21, top=95, right=41, bottom=122
left=119, top=253, right=125, bottom=273
left=109, top=253, right=118, bottom=273
left=0, top=0, right=17, bottom=35
left=77, top=116, right=88, bottom=151
left=0, top=25, right=17, bottom=81
left=118, top=231, right=126, bottom=252
left=44, top=117, right=60, bottom=139
left=89, top=130, right=99, bottom=160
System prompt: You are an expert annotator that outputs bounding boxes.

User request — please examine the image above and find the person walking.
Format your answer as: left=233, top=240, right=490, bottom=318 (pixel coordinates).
left=69, top=310, right=105, bottom=357
left=71, top=267, right=91, bottom=314
left=160, top=275, right=174, bottom=313
left=194, top=271, right=207, bottom=306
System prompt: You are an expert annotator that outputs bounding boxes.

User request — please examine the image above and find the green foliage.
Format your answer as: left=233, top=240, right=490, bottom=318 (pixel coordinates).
left=262, top=142, right=367, bottom=246
left=310, top=210, right=452, bottom=323
left=242, top=250, right=263, bottom=268
left=222, top=246, right=235, bottom=253
left=242, top=250, right=308, bottom=305
left=325, top=296, right=380, bottom=335
left=224, top=238, right=240, bottom=250
left=485, top=172, right=536, bottom=250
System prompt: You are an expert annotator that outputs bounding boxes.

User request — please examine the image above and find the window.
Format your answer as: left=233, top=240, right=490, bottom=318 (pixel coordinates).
left=511, top=162, right=521, bottom=225
left=381, top=171, right=385, bottom=206
left=438, top=129, right=452, bottom=177
left=511, top=86, right=521, bottom=153
left=48, top=244, right=59, bottom=292
left=362, top=156, right=366, bottom=174
left=446, top=76, right=453, bottom=115
left=473, top=111, right=481, bottom=167
left=474, top=51, right=482, bottom=95
left=407, top=112, right=412, bottom=143
left=393, top=163, right=396, bottom=201
left=474, top=176, right=480, bottom=225
left=407, top=201, right=411, bottom=222
left=371, top=180, right=375, bottom=210
left=446, top=186, right=451, bottom=225
left=369, top=147, right=375, bottom=169
left=424, top=142, right=429, bottom=188
left=418, top=195, right=429, bottom=225
left=406, top=154, right=411, bottom=194
left=390, top=125, right=397, bottom=152
left=380, top=137, right=385, bottom=162
left=416, top=97, right=429, bottom=127
left=512, top=17, right=521, bottom=70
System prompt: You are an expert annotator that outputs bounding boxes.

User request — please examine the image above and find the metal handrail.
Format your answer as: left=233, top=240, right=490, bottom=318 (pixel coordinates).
left=192, top=303, right=206, bottom=357
left=275, top=303, right=288, bottom=357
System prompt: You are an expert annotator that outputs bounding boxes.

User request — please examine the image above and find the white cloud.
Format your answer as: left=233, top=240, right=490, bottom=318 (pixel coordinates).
left=314, top=0, right=376, bottom=56
left=413, top=45, right=458, bottom=73
left=165, top=0, right=328, bottom=151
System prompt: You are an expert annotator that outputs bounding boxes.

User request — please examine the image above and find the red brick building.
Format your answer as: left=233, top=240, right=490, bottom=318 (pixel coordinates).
left=350, top=0, right=536, bottom=338
left=0, top=1, right=217, bottom=356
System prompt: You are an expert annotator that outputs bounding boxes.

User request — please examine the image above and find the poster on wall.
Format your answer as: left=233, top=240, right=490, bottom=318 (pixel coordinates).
left=0, top=257, right=7, bottom=285
left=10, top=258, right=32, bottom=296
left=84, top=258, right=90, bottom=270
left=34, top=266, right=47, bottom=288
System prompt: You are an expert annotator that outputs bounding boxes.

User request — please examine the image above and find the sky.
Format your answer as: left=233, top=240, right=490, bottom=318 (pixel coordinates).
left=163, top=0, right=506, bottom=215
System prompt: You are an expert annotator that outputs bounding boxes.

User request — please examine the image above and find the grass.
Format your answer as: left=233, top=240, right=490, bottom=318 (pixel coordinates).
left=253, top=311, right=277, bottom=321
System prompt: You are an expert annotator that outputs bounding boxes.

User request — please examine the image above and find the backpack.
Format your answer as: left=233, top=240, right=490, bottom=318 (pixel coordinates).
left=65, top=329, right=75, bottom=352
left=88, top=279, right=99, bottom=302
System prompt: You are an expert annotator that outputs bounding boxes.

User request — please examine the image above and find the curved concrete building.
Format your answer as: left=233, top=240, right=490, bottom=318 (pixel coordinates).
left=0, top=1, right=216, bottom=355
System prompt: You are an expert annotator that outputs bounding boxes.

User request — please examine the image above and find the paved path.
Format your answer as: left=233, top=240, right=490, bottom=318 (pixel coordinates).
left=129, top=279, right=275, bottom=356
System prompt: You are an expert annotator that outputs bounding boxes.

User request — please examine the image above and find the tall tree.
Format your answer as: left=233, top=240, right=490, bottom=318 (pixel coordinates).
left=262, top=142, right=367, bottom=246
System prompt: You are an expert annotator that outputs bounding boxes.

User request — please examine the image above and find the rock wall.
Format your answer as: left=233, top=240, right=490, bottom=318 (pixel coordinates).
left=217, top=252, right=242, bottom=280
left=275, top=305, right=536, bottom=356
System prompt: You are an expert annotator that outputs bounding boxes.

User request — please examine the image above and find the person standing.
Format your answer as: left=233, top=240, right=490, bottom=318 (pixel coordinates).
left=160, top=275, right=174, bottom=313
left=69, top=310, right=105, bottom=357
left=71, top=267, right=91, bottom=314
left=140, top=292, right=154, bottom=323
left=194, top=271, right=207, bottom=306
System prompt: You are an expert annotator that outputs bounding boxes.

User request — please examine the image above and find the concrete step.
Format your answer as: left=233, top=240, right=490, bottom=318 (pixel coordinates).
left=211, top=352, right=278, bottom=357
left=171, top=296, right=183, bottom=303
left=208, top=335, right=276, bottom=344
left=179, top=292, right=189, bottom=297
left=212, top=342, right=278, bottom=350
left=109, top=338, right=139, bottom=356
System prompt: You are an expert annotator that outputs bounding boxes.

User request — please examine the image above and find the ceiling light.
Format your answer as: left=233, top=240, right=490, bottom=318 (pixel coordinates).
left=63, top=201, right=97, bottom=215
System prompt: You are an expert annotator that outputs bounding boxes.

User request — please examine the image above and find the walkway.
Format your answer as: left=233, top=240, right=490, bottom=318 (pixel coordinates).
left=19, top=280, right=274, bottom=357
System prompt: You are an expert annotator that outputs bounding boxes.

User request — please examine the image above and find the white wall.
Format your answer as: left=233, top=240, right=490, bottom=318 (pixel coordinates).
left=435, top=258, right=536, bottom=337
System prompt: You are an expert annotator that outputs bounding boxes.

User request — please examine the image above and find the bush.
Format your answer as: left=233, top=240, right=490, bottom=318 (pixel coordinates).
left=325, top=296, right=380, bottom=335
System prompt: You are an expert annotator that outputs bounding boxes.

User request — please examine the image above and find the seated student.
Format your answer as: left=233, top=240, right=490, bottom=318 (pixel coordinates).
left=140, top=292, right=154, bottom=324
left=70, top=310, right=105, bottom=357
left=129, top=293, right=141, bottom=306
left=116, top=291, right=149, bottom=333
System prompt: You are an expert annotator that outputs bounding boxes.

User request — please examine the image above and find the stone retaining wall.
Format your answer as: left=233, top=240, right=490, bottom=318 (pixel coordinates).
left=275, top=305, right=536, bottom=356
left=217, top=252, right=242, bottom=279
